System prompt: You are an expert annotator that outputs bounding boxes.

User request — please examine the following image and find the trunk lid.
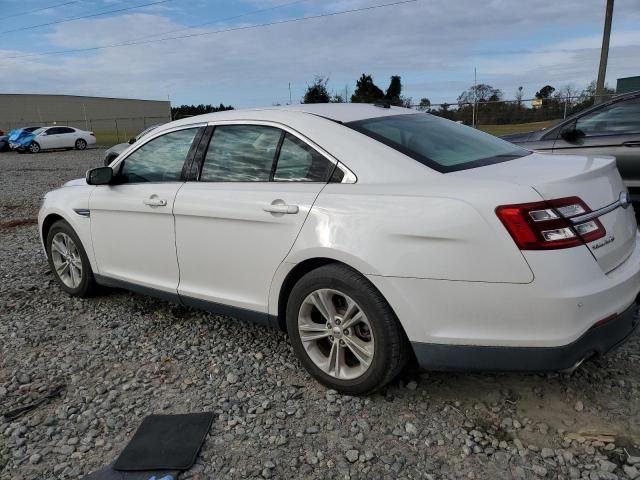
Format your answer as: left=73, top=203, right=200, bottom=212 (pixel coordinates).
left=452, top=152, right=637, bottom=272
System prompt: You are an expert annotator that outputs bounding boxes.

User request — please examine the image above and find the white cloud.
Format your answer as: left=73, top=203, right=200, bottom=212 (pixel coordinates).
left=0, top=0, right=639, bottom=105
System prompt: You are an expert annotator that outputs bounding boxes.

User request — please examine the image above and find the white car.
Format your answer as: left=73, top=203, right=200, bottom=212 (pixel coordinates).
left=38, top=104, right=640, bottom=394
left=18, top=126, right=96, bottom=153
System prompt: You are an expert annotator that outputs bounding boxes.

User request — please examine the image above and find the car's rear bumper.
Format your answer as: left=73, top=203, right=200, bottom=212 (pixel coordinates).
left=411, top=300, right=639, bottom=371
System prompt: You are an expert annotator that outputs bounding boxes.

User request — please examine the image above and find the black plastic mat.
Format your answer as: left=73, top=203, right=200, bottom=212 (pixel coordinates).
left=113, top=412, right=214, bottom=471
left=83, top=464, right=179, bottom=480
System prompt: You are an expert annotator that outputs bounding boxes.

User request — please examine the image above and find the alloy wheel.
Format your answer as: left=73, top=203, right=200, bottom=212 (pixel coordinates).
left=50, top=232, right=83, bottom=289
left=298, top=288, right=375, bottom=380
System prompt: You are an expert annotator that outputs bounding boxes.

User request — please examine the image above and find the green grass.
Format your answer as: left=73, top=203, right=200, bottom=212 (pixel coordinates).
left=478, top=120, right=560, bottom=136
left=94, top=132, right=128, bottom=145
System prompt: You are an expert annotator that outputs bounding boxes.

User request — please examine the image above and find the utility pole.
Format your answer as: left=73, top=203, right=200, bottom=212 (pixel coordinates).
left=595, top=0, right=614, bottom=104
left=288, top=82, right=292, bottom=105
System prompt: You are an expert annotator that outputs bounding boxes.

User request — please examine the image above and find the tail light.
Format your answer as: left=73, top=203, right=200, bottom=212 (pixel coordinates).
left=496, top=196, right=605, bottom=250
left=89, top=132, right=95, bottom=137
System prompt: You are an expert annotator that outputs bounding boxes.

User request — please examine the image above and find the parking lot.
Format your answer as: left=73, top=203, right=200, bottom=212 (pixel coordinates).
left=1, top=148, right=639, bottom=479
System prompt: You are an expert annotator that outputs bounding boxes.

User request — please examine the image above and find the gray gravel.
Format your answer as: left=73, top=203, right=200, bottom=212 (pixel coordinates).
left=1, top=148, right=640, bottom=479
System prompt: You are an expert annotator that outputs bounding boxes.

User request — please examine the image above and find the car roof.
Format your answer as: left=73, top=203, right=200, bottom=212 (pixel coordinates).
left=169, top=103, right=417, bottom=127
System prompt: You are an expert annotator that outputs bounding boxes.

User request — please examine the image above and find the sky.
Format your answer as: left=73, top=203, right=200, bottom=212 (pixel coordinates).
left=0, top=0, right=639, bottom=107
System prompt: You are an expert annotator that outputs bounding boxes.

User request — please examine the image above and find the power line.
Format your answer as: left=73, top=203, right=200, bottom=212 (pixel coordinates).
left=0, top=0, right=178, bottom=36
left=119, top=0, right=314, bottom=43
left=6, top=0, right=419, bottom=59
left=4, top=1, right=83, bottom=19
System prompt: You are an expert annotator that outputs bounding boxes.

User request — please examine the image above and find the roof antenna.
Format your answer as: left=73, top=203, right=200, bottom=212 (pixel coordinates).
left=373, top=102, right=391, bottom=109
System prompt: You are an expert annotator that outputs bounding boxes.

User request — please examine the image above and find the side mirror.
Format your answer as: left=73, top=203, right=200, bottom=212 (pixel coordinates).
left=128, top=137, right=136, bottom=144
left=560, top=122, right=581, bottom=142
left=86, top=166, right=113, bottom=185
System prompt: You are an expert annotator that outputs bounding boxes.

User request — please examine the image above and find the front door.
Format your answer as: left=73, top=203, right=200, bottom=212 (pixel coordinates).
left=37, top=127, right=62, bottom=149
left=174, top=124, right=338, bottom=314
left=89, top=126, right=203, bottom=293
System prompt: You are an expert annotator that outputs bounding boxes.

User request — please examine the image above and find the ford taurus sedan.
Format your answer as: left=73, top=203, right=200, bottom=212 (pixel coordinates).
left=38, top=104, right=640, bottom=394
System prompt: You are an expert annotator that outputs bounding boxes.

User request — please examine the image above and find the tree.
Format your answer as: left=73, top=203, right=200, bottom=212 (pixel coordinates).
left=515, top=86, right=523, bottom=107
left=457, top=84, right=502, bottom=105
left=535, top=85, right=555, bottom=99
left=351, top=74, right=385, bottom=103
left=171, top=103, right=233, bottom=120
left=385, top=75, right=402, bottom=105
left=417, top=97, right=431, bottom=111
left=303, top=76, right=331, bottom=104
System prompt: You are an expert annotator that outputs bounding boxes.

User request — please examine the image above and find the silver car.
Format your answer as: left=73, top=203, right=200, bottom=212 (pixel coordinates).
left=501, top=91, right=640, bottom=207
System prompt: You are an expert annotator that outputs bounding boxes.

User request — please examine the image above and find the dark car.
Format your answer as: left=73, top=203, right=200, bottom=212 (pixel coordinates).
left=501, top=91, right=640, bottom=205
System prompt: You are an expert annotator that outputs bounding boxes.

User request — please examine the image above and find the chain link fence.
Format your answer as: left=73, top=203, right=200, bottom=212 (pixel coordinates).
left=1, top=116, right=169, bottom=145
left=408, top=93, right=619, bottom=136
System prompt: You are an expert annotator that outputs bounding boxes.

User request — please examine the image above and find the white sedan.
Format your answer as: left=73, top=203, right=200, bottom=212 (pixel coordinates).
left=38, top=104, right=640, bottom=394
left=19, top=125, right=96, bottom=153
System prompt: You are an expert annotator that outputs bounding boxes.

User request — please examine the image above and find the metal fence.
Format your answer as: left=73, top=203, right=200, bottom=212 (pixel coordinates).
left=0, top=116, right=169, bottom=144
left=407, top=93, right=619, bottom=133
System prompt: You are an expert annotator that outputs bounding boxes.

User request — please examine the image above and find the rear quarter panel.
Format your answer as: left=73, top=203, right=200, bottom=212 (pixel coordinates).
left=284, top=181, right=539, bottom=283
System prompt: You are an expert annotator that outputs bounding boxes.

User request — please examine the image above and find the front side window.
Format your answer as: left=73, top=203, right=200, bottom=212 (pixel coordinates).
left=274, top=133, right=334, bottom=182
left=346, top=113, right=530, bottom=173
left=576, top=98, right=640, bottom=137
left=200, top=125, right=281, bottom=182
left=118, top=128, right=199, bottom=183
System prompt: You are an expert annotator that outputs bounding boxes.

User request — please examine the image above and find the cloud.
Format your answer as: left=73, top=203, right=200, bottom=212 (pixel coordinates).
left=0, top=0, right=639, bottom=106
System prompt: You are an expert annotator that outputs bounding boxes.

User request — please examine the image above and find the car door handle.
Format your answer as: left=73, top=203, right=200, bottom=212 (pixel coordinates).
left=622, top=141, right=640, bottom=147
left=143, top=197, right=167, bottom=207
left=263, top=203, right=299, bottom=214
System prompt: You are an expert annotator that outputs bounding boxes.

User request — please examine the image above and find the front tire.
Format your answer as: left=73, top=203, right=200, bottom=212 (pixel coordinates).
left=29, top=142, right=40, bottom=154
left=286, top=264, right=408, bottom=395
left=46, top=220, right=97, bottom=297
left=75, top=139, right=87, bottom=150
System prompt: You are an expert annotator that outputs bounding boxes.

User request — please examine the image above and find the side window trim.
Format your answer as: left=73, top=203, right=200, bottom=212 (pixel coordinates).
left=269, top=131, right=286, bottom=182
left=199, top=120, right=356, bottom=184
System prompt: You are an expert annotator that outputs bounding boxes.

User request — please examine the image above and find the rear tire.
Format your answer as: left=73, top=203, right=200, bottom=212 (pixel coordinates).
left=286, top=264, right=408, bottom=395
left=29, top=142, right=40, bottom=154
left=75, top=139, right=87, bottom=150
left=46, top=220, right=97, bottom=297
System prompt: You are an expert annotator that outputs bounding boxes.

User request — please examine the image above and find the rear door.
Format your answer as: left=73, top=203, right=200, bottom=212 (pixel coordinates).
left=56, top=127, right=77, bottom=147
left=174, top=123, right=339, bottom=315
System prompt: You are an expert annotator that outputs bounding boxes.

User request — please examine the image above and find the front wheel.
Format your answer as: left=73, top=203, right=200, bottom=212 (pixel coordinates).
left=46, top=220, right=97, bottom=297
left=286, top=264, right=409, bottom=395
left=29, top=142, right=40, bottom=153
left=75, top=139, right=87, bottom=150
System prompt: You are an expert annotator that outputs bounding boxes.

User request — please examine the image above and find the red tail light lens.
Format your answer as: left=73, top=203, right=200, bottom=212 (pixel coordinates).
left=496, top=196, right=605, bottom=250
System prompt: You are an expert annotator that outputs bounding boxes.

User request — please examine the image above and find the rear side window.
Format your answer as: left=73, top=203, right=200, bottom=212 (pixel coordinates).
left=273, top=133, right=334, bottom=182
left=200, top=125, right=281, bottom=182
left=118, top=128, right=199, bottom=183
left=57, top=127, right=75, bottom=134
left=346, top=114, right=529, bottom=173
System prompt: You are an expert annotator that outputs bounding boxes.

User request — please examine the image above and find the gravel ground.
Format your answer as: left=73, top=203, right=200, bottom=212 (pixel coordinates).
left=1, top=148, right=640, bottom=480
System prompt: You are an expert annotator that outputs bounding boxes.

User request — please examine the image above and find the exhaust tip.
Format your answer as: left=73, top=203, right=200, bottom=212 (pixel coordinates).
left=560, top=354, right=593, bottom=374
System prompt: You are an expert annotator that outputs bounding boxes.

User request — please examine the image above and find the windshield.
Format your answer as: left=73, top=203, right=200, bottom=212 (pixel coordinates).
left=32, top=128, right=46, bottom=135
left=346, top=113, right=530, bottom=173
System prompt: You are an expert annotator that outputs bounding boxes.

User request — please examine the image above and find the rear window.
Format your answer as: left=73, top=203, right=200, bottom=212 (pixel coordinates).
left=346, top=113, right=530, bottom=173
